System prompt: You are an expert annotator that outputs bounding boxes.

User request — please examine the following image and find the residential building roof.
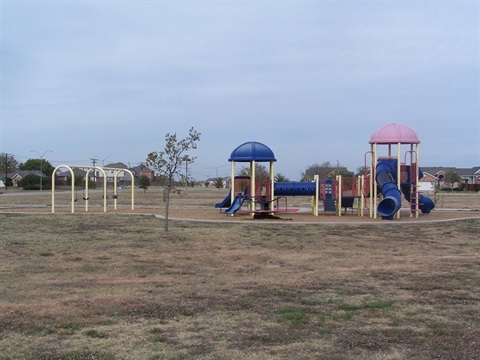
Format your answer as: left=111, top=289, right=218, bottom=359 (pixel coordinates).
left=3, top=170, right=46, bottom=178
left=422, top=166, right=480, bottom=178
left=130, top=164, right=154, bottom=172
left=104, top=162, right=129, bottom=169
left=56, top=168, right=87, bottom=177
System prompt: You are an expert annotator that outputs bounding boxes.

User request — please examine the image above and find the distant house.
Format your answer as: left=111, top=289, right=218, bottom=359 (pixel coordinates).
left=101, top=162, right=132, bottom=183
left=130, top=164, right=155, bottom=180
left=2, top=170, right=46, bottom=187
left=421, top=166, right=480, bottom=190
left=457, top=167, right=480, bottom=189
left=55, top=168, right=88, bottom=184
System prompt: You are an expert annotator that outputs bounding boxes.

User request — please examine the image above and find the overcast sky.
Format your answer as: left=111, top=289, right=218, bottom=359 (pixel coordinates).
left=1, top=1, right=478, bottom=180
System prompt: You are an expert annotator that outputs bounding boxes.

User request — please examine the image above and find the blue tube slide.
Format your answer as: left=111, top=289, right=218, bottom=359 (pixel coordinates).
left=376, top=159, right=402, bottom=220
left=418, top=194, right=435, bottom=214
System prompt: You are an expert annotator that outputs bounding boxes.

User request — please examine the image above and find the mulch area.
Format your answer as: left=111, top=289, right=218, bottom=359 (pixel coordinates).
left=3, top=205, right=478, bottom=223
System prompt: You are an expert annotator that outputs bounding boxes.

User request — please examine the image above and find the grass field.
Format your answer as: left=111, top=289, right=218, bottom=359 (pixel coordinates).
left=0, top=189, right=479, bottom=359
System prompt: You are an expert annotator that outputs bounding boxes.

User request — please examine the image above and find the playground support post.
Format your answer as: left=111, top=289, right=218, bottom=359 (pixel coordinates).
left=230, top=161, right=235, bottom=215
left=85, top=168, right=91, bottom=212
left=372, top=143, right=378, bottom=219
left=109, top=168, right=135, bottom=210
left=364, top=150, right=374, bottom=219
left=250, top=160, right=255, bottom=215
left=415, top=145, right=419, bottom=218
left=85, top=167, right=107, bottom=212
left=114, top=171, right=119, bottom=210
left=269, top=161, right=275, bottom=213
left=337, top=175, right=342, bottom=217
left=359, top=175, right=364, bottom=217
left=396, top=142, right=401, bottom=220
left=52, top=165, right=75, bottom=213
left=84, top=168, right=94, bottom=212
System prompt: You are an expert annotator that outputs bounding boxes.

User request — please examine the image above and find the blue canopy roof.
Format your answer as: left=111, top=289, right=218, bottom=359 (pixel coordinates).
left=228, top=141, right=276, bottom=162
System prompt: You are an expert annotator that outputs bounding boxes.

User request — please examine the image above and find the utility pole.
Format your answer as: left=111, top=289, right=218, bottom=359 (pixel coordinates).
left=4, top=153, right=8, bottom=190
left=31, top=150, right=53, bottom=191
left=90, top=158, right=98, bottom=183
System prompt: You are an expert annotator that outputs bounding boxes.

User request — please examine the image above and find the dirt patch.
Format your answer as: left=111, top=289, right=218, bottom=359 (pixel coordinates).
left=1, top=187, right=479, bottom=224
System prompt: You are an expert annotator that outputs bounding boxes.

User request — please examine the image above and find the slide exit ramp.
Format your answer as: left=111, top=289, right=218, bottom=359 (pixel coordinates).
left=401, top=166, right=435, bottom=215
left=215, top=192, right=231, bottom=209
left=376, top=159, right=402, bottom=220
left=224, top=193, right=247, bottom=214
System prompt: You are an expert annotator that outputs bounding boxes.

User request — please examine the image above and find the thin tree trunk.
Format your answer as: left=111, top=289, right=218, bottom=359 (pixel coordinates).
left=164, top=184, right=170, bottom=232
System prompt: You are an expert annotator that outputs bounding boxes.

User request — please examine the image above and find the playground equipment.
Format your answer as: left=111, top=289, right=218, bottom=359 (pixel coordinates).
left=51, top=165, right=135, bottom=213
left=217, top=174, right=360, bottom=216
left=223, top=185, right=250, bottom=214
left=375, top=158, right=403, bottom=219
left=218, top=123, right=434, bottom=220
left=218, top=141, right=364, bottom=216
left=226, top=142, right=277, bottom=216
left=368, top=123, right=434, bottom=219
left=219, top=141, right=325, bottom=216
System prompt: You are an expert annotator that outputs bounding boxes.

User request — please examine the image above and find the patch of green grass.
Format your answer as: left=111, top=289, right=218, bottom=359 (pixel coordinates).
left=20, top=324, right=55, bottom=336
left=38, top=251, right=54, bottom=257
left=84, top=329, right=108, bottom=338
left=299, top=298, right=323, bottom=306
left=330, top=312, right=354, bottom=321
left=337, top=300, right=394, bottom=311
left=26, top=348, right=115, bottom=360
left=279, top=307, right=310, bottom=325
left=152, top=335, right=173, bottom=344
left=57, top=323, right=82, bottom=336
left=315, top=313, right=335, bottom=335
left=276, top=288, right=302, bottom=302
left=428, top=321, right=448, bottom=336
left=149, top=327, right=164, bottom=334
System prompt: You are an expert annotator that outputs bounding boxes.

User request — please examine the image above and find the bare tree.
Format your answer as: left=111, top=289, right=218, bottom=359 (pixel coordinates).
left=1, top=153, right=18, bottom=173
left=301, top=161, right=353, bottom=181
left=238, top=163, right=269, bottom=180
left=301, top=161, right=332, bottom=181
left=444, top=171, right=462, bottom=191
left=146, top=127, right=201, bottom=232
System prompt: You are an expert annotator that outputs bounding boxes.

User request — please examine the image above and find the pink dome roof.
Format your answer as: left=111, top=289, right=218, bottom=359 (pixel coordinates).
left=369, top=123, right=420, bottom=144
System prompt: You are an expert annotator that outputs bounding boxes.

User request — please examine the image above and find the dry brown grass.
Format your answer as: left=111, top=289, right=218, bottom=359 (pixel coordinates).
left=0, top=188, right=479, bottom=359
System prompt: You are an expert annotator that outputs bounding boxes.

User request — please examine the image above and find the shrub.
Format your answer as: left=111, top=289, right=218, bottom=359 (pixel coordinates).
left=18, top=174, right=50, bottom=190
